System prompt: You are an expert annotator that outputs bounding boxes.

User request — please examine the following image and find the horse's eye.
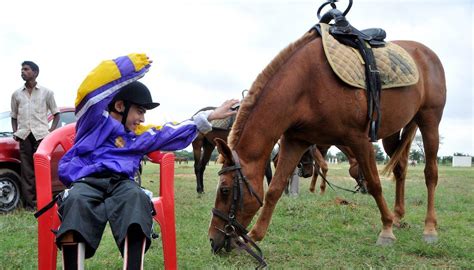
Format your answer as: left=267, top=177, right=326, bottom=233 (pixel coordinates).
left=220, top=186, right=231, bottom=196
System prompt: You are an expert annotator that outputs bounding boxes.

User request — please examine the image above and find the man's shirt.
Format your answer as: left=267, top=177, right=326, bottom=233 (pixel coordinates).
left=10, top=84, right=59, bottom=140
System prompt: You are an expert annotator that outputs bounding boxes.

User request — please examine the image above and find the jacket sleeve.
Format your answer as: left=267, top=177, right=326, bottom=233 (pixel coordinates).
left=133, top=120, right=199, bottom=153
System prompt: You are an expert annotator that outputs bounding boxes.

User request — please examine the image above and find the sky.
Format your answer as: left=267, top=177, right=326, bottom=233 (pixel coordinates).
left=0, top=0, right=472, bottom=156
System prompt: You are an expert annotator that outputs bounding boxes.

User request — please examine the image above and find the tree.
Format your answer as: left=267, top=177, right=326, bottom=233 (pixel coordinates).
left=412, top=134, right=425, bottom=162
left=373, top=144, right=385, bottom=163
left=411, top=133, right=444, bottom=162
left=335, top=151, right=348, bottom=162
left=410, top=149, right=423, bottom=162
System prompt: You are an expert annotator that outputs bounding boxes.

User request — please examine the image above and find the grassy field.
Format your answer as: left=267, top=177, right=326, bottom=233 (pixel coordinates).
left=1, top=162, right=473, bottom=269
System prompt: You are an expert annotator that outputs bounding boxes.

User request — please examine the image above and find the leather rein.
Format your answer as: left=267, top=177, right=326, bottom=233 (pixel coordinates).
left=211, top=150, right=268, bottom=269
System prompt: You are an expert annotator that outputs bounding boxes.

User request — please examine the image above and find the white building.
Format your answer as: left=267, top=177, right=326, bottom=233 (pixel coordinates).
left=452, top=156, right=472, bottom=167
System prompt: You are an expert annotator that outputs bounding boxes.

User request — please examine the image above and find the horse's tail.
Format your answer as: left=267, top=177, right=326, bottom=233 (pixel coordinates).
left=381, top=121, right=418, bottom=176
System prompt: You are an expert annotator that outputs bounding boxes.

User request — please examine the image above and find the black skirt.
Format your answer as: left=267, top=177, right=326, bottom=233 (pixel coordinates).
left=55, top=176, right=154, bottom=258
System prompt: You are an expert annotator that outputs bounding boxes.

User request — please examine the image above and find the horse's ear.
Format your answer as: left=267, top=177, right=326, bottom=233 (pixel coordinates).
left=214, top=138, right=233, bottom=164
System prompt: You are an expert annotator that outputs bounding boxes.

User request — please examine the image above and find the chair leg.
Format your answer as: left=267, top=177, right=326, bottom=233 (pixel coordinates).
left=156, top=213, right=177, bottom=270
left=38, top=213, right=59, bottom=270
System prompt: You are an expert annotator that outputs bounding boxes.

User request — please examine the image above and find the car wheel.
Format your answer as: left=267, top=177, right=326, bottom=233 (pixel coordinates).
left=0, top=169, right=21, bottom=213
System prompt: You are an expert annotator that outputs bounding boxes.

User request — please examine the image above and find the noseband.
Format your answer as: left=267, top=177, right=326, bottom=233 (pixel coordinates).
left=211, top=150, right=267, bottom=269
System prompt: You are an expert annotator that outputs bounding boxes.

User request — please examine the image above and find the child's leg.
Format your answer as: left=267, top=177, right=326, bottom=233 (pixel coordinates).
left=106, top=180, right=153, bottom=269
left=123, top=226, right=146, bottom=270
left=60, top=232, right=85, bottom=270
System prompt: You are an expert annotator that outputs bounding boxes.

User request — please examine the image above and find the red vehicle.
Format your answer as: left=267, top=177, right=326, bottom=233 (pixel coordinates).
left=0, top=107, right=75, bottom=213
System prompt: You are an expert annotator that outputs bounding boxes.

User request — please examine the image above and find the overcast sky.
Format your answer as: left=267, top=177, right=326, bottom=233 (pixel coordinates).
left=1, top=0, right=472, bottom=156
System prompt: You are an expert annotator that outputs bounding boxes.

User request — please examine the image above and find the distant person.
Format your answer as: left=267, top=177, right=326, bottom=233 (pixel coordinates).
left=54, top=53, right=238, bottom=269
left=11, top=61, right=59, bottom=210
left=286, top=167, right=300, bottom=196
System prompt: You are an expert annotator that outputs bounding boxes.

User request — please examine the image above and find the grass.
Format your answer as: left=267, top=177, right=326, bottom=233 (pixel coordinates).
left=1, top=162, right=473, bottom=269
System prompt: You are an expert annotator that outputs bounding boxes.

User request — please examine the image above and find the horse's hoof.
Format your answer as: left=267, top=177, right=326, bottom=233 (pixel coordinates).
left=423, top=234, right=438, bottom=244
left=376, top=236, right=396, bottom=246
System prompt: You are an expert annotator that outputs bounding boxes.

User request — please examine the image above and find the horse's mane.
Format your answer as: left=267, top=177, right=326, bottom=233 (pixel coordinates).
left=228, top=30, right=318, bottom=148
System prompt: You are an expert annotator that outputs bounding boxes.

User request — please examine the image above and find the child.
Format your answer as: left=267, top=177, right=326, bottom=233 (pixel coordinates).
left=55, top=53, right=238, bottom=269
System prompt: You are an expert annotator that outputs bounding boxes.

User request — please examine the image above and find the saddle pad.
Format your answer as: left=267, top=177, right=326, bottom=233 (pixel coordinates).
left=320, top=23, right=419, bottom=89
left=210, top=115, right=234, bottom=130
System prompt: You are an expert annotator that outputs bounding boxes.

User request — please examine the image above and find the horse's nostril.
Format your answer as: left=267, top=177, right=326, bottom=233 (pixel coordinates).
left=210, top=239, right=218, bottom=254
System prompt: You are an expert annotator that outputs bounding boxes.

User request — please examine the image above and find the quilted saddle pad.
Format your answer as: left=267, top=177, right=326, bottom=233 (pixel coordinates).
left=320, top=23, right=419, bottom=89
left=210, top=115, right=235, bottom=130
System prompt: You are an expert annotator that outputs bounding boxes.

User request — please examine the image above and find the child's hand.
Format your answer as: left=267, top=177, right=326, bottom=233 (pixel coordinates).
left=208, top=99, right=240, bottom=121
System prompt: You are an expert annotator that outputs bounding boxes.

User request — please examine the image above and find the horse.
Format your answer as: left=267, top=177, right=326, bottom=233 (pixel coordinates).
left=208, top=18, right=446, bottom=255
left=279, top=144, right=367, bottom=195
left=192, top=107, right=273, bottom=193
left=175, top=157, right=189, bottom=164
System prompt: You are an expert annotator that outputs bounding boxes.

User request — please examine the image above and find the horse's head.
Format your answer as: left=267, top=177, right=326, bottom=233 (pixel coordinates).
left=208, top=138, right=263, bottom=254
left=297, top=148, right=314, bottom=178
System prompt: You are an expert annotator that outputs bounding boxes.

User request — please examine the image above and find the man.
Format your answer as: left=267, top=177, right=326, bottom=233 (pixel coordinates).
left=11, top=61, right=60, bottom=210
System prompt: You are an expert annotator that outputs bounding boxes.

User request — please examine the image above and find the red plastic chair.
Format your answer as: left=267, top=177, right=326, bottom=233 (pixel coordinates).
left=34, top=123, right=177, bottom=269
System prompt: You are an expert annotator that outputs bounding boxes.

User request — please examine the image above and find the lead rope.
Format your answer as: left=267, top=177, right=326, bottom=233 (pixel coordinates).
left=317, top=168, right=359, bottom=194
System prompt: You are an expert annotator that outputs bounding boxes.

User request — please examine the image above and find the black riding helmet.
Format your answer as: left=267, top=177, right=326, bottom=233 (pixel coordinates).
left=108, top=81, right=160, bottom=126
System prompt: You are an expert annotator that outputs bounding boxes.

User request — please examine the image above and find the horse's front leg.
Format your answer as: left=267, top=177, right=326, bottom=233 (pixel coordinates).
left=350, top=140, right=396, bottom=245
left=248, top=139, right=307, bottom=241
left=248, top=164, right=298, bottom=241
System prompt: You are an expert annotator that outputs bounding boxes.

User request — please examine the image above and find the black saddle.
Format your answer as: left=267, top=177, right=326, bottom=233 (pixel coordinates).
left=319, top=9, right=386, bottom=47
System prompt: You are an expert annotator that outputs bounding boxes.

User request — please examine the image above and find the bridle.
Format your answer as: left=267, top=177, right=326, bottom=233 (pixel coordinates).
left=297, top=158, right=314, bottom=177
left=211, top=150, right=268, bottom=269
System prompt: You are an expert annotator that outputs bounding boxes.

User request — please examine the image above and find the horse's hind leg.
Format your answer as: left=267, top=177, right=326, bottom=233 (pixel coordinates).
left=349, top=140, right=395, bottom=245
left=198, top=140, right=215, bottom=194
left=314, top=149, right=328, bottom=194
left=192, top=137, right=204, bottom=193
left=417, top=119, right=441, bottom=243
left=311, top=145, right=329, bottom=194
left=309, top=162, right=320, bottom=193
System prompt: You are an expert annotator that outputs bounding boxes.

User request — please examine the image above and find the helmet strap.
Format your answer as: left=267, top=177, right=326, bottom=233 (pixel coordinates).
left=121, top=101, right=131, bottom=130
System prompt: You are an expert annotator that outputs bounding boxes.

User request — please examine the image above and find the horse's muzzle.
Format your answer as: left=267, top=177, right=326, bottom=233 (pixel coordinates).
left=209, top=231, right=225, bottom=254
left=210, top=232, right=236, bottom=254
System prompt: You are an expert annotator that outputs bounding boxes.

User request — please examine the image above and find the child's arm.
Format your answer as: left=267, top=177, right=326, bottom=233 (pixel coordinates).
left=134, top=99, right=239, bottom=152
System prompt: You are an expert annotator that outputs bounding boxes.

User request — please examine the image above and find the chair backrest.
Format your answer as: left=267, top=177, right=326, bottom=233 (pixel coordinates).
left=34, top=123, right=76, bottom=270
left=35, top=123, right=76, bottom=209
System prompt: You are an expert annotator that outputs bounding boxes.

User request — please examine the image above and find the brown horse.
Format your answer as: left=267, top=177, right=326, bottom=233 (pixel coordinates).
left=208, top=26, right=446, bottom=252
left=192, top=107, right=273, bottom=193
left=192, top=107, right=232, bottom=194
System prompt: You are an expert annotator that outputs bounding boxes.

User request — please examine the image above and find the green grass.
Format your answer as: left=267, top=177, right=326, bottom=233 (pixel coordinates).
left=1, top=163, right=473, bottom=269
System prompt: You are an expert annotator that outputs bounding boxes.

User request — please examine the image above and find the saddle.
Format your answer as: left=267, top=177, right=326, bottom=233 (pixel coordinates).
left=210, top=114, right=236, bottom=131
left=313, top=8, right=418, bottom=142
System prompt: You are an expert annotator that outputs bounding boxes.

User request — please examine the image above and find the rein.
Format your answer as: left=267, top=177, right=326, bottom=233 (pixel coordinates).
left=212, top=150, right=267, bottom=269
left=316, top=167, right=366, bottom=194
